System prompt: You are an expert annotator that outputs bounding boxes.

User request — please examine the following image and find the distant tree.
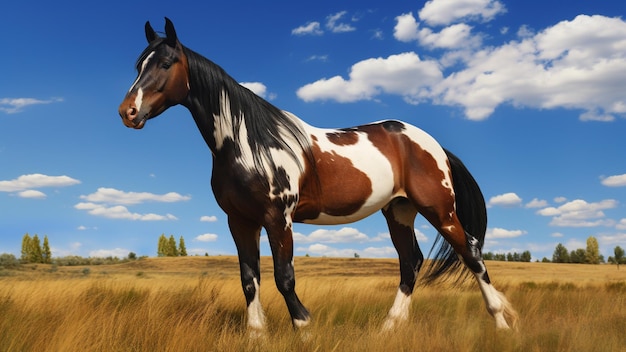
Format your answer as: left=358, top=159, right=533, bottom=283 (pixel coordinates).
left=31, top=235, right=43, bottom=263
left=570, top=248, right=586, bottom=264
left=168, top=235, right=178, bottom=257
left=128, top=252, right=137, bottom=260
left=506, top=253, right=514, bottom=262
left=585, top=236, right=600, bottom=264
left=483, top=252, right=494, bottom=260
left=520, top=250, right=532, bottom=262
left=494, top=253, right=506, bottom=261
left=178, top=236, right=187, bottom=257
left=541, top=257, right=551, bottom=263
left=553, top=243, right=570, bottom=263
left=157, top=234, right=168, bottom=257
left=42, top=235, right=52, bottom=264
left=21, top=234, right=32, bottom=262
left=608, top=246, right=625, bottom=269
left=354, top=252, right=360, bottom=258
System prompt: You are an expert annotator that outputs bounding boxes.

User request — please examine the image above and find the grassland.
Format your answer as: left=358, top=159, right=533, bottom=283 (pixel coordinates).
left=1, top=256, right=625, bottom=351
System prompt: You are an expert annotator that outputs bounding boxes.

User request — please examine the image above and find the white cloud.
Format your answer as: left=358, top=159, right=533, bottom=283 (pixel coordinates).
left=537, top=199, right=618, bottom=227
left=601, top=174, right=626, bottom=187
left=74, top=202, right=177, bottom=221
left=488, top=192, right=522, bottom=207
left=294, top=227, right=369, bottom=243
left=617, top=219, right=626, bottom=230
left=599, top=233, right=626, bottom=245
left=418, top=0, right=506, bottom=26
left=89, top=248, right=131, bottom=258
left=0, top=97, right=63, bottom=114
left=200, top=215, right=218, bottom=222
left=554, top=197, right=568, bottom=203
left=240, top=82, right=268, bottom=98
left=195, top=233, right=218, bottom=242
left=551, top=232, right=564, bottom=238
left=292, top=22, right=323, bottom=36
left=394, top=13, right=481, bottom=50
left=301, top=14, right=626, bottom=122
left=297, top=52, right=442, bottom=104
left=525, top=198, right=548, bottom=208
left=326, top=11, right=356, bottom=33
left=17, top=190, right=47, bottom=199
left=487, top=227, right=527, bottom=239
left=79, top=187, right=190, bottom=205
left=0, top=173, right=80, bottom=192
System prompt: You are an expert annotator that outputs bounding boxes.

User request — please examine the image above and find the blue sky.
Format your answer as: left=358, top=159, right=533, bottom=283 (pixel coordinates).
left=1, top=0, right=625, bottom=261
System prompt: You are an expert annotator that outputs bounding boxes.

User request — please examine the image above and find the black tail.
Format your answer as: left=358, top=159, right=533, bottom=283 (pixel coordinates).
left=423, top=149, right=487, bottom=283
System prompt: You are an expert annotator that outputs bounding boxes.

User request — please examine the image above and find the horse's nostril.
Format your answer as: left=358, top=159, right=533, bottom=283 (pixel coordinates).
left=127, top=107, right=138, bottom=120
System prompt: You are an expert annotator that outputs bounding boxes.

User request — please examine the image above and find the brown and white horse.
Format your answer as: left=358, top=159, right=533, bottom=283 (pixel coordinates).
left=118, top=18, right=517, bottom=333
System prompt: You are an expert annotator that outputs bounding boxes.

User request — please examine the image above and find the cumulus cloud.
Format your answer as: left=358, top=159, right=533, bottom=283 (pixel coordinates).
left=79, top=187, right=190, bottom=205
left=537, top=199, right=618, bottom=227
left=0, top=173, right=80, bottom=192
left=0, top=97, right=63, bottom=114
left=292, top=22, right=323, bottom=36
left=240, top=82, right=268, bottom=98
left=200, top=215, right=218, bottom=222
left=601, top=174, right=626, bottom=187
left=300, top=11, right=626, bottom=122
left=487, top=227, right=527, bottom=239
left=294, top=227, right=370, bottom=243
left=195, top=233, right=218, bottom=242
left=297, top=52, right=442, bottom=104
left=17, top=190, right=47, bottom=199
left=418, top=0, right=506, bottom=26
left=74, top=202, right=177, bottom=221
left=488, top=192, right=522, bottom=207
left=525, top=198, right=548, bottom=208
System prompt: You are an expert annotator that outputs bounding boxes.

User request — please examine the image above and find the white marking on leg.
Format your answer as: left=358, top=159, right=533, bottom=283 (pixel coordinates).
left=382, top=288, right=412, bottom=331
left=247, top=278, right=266, bottom=332
left=474, top=273, right=511, bottom=329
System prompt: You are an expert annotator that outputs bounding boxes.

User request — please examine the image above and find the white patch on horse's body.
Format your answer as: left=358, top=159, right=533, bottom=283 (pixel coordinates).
left=247, top=278, right=266, bottom=331
left=300, top=123, right=397, bottom=225
left=401, top=123, right=454, bottom=194
left=129, top=51, right=155, bottom=93
left=213, top=91, right=256, bottom=171
left=382, top=288, right=412, bottom=331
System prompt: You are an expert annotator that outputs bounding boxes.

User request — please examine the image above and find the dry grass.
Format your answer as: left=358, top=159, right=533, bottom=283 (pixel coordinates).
left=1, top=257, right=625, bottom=351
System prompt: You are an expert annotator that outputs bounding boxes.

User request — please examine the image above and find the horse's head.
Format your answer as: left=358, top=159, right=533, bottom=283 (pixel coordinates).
left=118, top=18, right=190, bottom=129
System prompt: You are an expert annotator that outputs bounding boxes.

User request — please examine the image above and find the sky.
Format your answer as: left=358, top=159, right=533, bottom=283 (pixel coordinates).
left=1, top=0, right=625, bottom=262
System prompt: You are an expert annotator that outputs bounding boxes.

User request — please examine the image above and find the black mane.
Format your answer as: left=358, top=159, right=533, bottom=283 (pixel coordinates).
left=181, top=46, right=314, bottom=177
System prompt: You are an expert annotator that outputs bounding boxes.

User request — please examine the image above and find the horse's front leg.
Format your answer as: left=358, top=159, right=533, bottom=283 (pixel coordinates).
left=265, top=211, right=311, bottom=329
left=228, top=215, right=266, bottom=335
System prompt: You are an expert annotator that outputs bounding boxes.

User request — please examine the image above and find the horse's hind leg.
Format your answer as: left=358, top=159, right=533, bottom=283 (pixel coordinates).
left=381, top=197, right=423, bottom=331
left=419, top=205, right=518, bottom=329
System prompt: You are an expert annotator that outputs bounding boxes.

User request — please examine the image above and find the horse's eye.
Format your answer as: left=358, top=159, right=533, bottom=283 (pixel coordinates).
left=162, top=62, right=172, bottom=69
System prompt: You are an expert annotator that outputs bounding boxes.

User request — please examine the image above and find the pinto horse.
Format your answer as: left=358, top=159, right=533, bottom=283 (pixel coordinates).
left=118, top=18, right=517, bottom=332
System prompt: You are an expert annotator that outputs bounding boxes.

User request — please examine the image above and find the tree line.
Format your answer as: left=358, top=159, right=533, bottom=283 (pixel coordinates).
left=157, top=234, right=188, bottom=257
left=21, top=234, right=52, bottom=264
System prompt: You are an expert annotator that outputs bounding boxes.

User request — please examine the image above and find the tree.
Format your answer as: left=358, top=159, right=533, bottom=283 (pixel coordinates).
left=570, top=248, right=586, bottom=264
left=21, top=233, right=32, bottom=262
left=520, top=250, right=532, bottom=262
left=157, top=234, right=168, bottom=257
left=42, top=235, right=52, bottom=264
left=178, top=236, right=187, bottom=257
left=31, top=235, right=43, bottom=263
left=168, top=235, right=178, bottom=257
left=585, top=236, right=600, bottom=264
left=553, top=243, right=570, bottom=263
left=608, top=246, right=625, bottom=269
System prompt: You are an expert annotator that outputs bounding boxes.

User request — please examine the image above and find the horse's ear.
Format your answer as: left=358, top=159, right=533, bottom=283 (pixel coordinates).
left=145, top=21, right=158, bottom=43
left=164, top=17, right=178, bottom=47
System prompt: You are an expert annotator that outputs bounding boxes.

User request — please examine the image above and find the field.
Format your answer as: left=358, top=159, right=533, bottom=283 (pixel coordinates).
left=1, top=256, right=625, bottom=352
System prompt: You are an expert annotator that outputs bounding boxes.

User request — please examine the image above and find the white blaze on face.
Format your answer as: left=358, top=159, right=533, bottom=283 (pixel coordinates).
left=129, top=51, right=155, bottom=93
left=133, top=88, right=144, bottom=114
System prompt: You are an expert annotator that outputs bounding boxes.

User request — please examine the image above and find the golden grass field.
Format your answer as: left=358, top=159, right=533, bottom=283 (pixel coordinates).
left=1, top=256, right=625, bottom=352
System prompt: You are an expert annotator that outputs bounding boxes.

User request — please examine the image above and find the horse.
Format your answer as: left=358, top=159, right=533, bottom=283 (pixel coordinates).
left=118, top=18, right=518, bottom=333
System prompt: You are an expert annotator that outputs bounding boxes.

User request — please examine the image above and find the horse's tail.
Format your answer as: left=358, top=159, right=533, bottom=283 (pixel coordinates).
left=422, top=149, right=487, bottom=283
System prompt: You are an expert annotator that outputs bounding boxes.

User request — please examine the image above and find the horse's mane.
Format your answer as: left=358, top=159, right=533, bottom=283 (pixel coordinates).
left=182, top=46, right=314, bottom=177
